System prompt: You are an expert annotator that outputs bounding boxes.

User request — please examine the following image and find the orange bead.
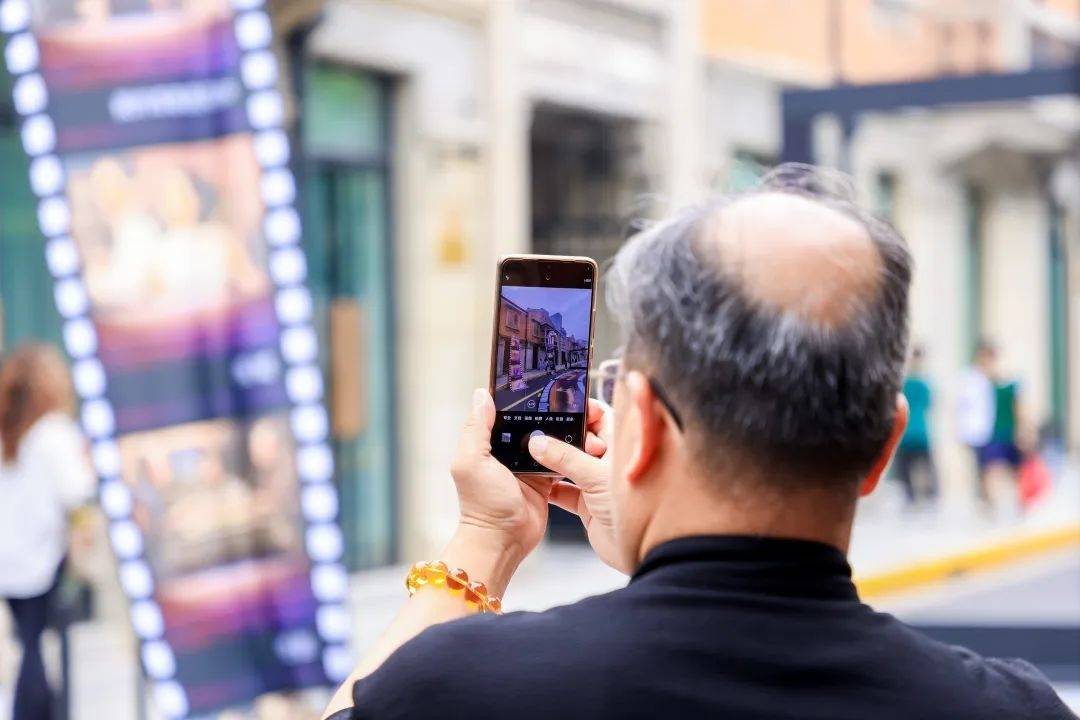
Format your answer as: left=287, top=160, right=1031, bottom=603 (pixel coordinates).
left=445, top=568, right=468, bottom=592
left=487, top=596, right=502, bottom=614
left=429, top=561, right=449, bottom=586
left=429, top=564, right=448, bottom=587
left=468, top=580, right=489, bottom=600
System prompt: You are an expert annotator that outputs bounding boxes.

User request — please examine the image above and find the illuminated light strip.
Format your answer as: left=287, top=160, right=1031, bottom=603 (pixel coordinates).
left=229, top=7, right=353, bottom=683
left=0, top=0, right=31, bottom=34
left=1, top=25, right=175, bottom=710
left=0, top=3, right=349, bottom=714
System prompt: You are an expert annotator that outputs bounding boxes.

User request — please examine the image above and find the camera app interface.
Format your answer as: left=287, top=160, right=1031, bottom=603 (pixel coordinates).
left=492, top=267, right=593, bottom=472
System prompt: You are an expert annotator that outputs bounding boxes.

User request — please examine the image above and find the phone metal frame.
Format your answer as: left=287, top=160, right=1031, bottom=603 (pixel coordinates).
left=488, top=254, right=599, bottom=477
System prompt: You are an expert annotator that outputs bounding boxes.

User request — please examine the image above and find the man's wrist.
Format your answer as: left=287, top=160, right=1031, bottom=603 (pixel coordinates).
left=441, top=522, right=529, bottom=598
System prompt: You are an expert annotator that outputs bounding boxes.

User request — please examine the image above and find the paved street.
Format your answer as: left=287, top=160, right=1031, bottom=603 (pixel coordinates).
left=494, top=366, right=588, bottom=413
left=541, top=368, right=587, bottom=412
left=493, top=373, right=550, bottom=411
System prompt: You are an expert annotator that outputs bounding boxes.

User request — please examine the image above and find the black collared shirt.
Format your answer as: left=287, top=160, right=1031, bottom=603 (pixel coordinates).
left=334, top=536, right=1071, bottom=719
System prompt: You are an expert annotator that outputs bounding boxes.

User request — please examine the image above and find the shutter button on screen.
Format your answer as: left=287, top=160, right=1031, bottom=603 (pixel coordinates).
left=523, top=429, right=545, bottom=452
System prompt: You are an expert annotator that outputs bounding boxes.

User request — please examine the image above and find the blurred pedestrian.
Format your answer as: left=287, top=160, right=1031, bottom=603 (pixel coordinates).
left=892, top=345, right=937, bottom=507
left=980, top=347, right=1027, bottom=506
left=956, top=340, right=996, bottom=505
left=0, top=344, right=95, bottom=720
left=323, top=166, right=1071, bottom=720
left=958, top=340, right=1030, bottom=512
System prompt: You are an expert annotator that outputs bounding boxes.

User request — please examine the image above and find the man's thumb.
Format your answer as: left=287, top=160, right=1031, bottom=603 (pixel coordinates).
left=528, top=434, right=600, bottom=488
left=466, top=388, right=495, bottom=435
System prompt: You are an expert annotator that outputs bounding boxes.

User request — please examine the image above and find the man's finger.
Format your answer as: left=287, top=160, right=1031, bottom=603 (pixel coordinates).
left=528, top=434, right=603, bottom=490
left=586, top=398, right=607, bottom=427
left=586, top=398, right=614, bottom=443
left=548, top=480, right=585, bottom=518
left=585, top=432, right=606, bottom=457
left=520, top=474, right=554, bottom=499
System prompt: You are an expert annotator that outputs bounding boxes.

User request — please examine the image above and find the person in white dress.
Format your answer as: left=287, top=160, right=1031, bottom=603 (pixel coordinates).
left=0, top=344, right=95, bottom=720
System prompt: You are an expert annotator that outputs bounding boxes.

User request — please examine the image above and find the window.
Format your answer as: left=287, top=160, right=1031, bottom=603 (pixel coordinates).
left=872, top=0, right=916, bottom=27
left=874, top=171, right=898, bottom=223
left=963, top=184, right=985, bottom=361
left=729, top=149, right=775, bottom=192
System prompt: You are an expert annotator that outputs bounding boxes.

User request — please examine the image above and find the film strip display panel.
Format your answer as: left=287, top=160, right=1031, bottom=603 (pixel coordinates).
left=1, top=0, right=351, bottom=716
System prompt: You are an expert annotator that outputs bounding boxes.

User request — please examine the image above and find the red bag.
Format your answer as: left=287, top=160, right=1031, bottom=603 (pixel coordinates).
left=1018, top=454, right=1052, bottom=508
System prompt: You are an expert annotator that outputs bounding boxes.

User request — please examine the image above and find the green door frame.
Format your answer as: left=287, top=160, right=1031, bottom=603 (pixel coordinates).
left=1048, top=197, right=1069, bottom=442
left=292, top=53, right=400, bottom=569
left=963, top=184, right=985, bottom=361
left=0, top=69, right=63, bottom=350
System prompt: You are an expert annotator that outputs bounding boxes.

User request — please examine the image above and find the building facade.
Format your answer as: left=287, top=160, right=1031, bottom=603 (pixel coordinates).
left=1, top=0, right=1075, bottom=571
left=698, top=0, right=1080, bottom=507
left=268, top=0, right=701, bottom=563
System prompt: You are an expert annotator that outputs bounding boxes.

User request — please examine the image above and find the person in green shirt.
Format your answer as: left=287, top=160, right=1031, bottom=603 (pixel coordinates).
left=893, top=346, right=937, bottom=507
left=977, top=379, right=1024, bottom=490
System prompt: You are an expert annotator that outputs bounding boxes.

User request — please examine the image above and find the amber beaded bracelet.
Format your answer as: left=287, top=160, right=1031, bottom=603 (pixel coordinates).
left=405, top=561, right=503, bottom=614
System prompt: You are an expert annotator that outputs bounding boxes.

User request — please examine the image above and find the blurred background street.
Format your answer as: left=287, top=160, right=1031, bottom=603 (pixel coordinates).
left=1, top=0, right=1079, bottom=718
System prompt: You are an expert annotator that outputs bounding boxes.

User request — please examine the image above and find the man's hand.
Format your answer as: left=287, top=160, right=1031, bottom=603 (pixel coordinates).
left=449, top=388, right=553, bottom=593
left=322, top=390, right=554, bottom=717
left=528, top=399, right=629, bottom=574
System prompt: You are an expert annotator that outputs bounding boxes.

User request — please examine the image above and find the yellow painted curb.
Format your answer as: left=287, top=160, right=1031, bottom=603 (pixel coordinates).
left=855, top=523, right=1080, bottom=600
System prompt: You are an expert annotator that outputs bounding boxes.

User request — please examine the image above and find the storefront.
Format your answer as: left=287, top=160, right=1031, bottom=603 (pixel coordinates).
left=530, top=106, right=654, bottom=364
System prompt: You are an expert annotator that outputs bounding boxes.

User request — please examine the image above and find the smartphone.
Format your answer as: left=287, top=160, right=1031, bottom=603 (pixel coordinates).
left=489, top=255, right=598, bottom=475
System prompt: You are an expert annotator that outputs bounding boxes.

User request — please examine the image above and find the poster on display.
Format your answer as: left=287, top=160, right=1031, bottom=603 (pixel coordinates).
left=1, top=0, right=351, bottom=716
left=509, top=335, right=525, bottom=391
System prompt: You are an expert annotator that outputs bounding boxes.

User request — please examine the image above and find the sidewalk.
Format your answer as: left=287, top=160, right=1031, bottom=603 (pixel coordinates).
left=493, top=367, right=552, bottom=392
left=351, top=462, right=1080, bottom=651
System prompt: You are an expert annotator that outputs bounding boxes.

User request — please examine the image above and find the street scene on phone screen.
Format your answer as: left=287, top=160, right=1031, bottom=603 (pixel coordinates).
left=494, top=286, right=591, bottom=413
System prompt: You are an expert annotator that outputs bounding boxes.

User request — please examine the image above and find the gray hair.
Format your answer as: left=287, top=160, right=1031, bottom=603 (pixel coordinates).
left=606, top=164, right=912, bottom=485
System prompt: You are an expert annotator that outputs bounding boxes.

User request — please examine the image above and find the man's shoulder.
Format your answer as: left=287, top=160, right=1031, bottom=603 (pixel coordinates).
left=348, top=592, right=626, bottom=716
left=410, top=589, right=623, bottom=666
left=880, top=618, right=1073, bottom=719
left=942, top=644, right=1072, bottom=718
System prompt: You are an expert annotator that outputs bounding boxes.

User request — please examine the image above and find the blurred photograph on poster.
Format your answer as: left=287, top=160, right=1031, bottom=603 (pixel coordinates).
left=63, top=135, right=287, bottom=433
left=117, top=412, right=327, bottom=710
left=31, top=0, right=247, bottom=154
left=4, top=0, right=350, bottom=713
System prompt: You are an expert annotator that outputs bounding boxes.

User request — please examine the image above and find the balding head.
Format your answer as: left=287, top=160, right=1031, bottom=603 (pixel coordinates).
left=607, top=165, right=911, bottom=487
left=707, top=192, right=882, bottom=327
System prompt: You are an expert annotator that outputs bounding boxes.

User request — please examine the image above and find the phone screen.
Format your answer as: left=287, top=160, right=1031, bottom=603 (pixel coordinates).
left=490, top=257, right=596, bottom=473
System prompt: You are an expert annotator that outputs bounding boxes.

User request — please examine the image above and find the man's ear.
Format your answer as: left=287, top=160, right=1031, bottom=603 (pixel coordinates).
left=859, top=394, right=909, bottom=497
left=623, top=370, right=663, bottom=485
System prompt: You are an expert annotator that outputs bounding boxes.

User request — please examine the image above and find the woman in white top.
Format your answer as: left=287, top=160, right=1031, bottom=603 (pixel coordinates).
left=0, top=344, right=95, bottom=720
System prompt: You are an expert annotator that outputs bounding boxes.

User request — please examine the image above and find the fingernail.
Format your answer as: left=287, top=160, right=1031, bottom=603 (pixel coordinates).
left=529, top=434, right=548, bottom=456
left=473, top=388, right=486, bottom=411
